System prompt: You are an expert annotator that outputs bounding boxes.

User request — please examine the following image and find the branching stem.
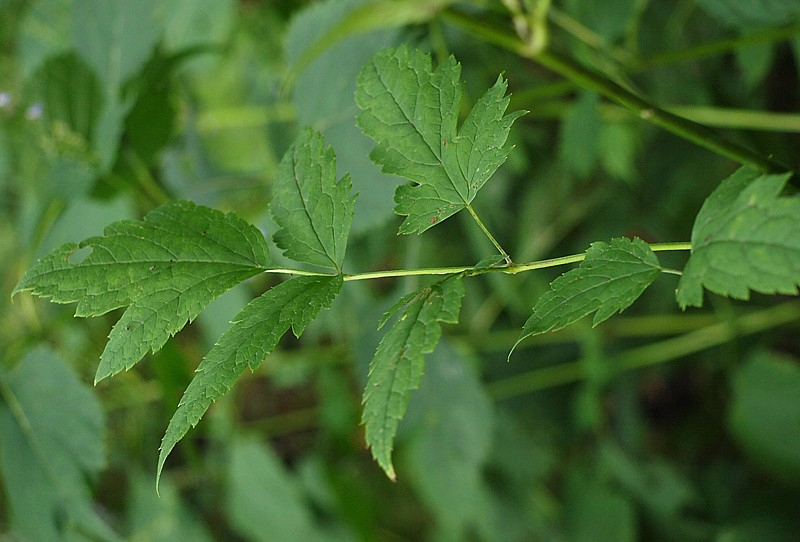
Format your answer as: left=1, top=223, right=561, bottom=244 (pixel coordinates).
left=262, top=241, right=691, bottom=281
left=438, top=8, right=793, bottom=175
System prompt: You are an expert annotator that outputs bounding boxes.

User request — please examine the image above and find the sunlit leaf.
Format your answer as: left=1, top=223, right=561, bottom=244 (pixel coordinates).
left=356, top=45, right=525, bottom=234
left=13, top=201, right=271, bottom=383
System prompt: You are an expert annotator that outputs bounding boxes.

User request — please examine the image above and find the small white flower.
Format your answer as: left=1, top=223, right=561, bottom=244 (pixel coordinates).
left=0, top=91, right=11, bottom=109
left=26, top=102, right=43, bottom=120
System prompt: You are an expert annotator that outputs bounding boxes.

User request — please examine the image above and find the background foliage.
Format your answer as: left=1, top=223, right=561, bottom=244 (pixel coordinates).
left=2, top=0, right=800, bottom=540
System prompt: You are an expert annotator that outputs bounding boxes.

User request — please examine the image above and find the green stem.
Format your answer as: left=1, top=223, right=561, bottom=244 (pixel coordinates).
left=465, top=203, right=511, bottom=263
left=262, top=241, right=691, bottom=281
left=635, top=25, right=800, bottom=71
left=439, top=8, right=791, bottom=174
left=488, top=300, right=800, bottom=400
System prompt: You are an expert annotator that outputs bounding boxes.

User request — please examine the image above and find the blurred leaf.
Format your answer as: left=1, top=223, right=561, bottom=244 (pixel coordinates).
left=37, top=195, right=135, bottom=256
left=599, top=122, right=638, bottom=183
left=71, top=0, right=161, bottom=91
left=735, top=43, right=775, bottom=91
left=696, top=0, right=800, bottom=27
left=404, top=340, right=494, bottom=535
left=124, top=56, right=179, bottom=165
left=71, top=0, right=162, bottom=168
left=511, top=237, right=661, bottom=357
left=158, top=275, right=343, bottom=483
left=226, top=438, right=340, bottom=542
left=563, top=0, right=637, bottom=42
left=0, top=347, right=118, bottom=541
left=17, top=0, right=72, bottom=78
left=356, top=45, right=525, bottom=234
left=272, top=128, right=356, bottom=272
left=362, top=275, right=465, bottom=480
left=286, top=0, right=402, bottom=234
left=27, top=52, right=103, bottom=197
left=565, top=471, right=636, bottom=542
left=728, top=350, right=800, bottom=482
left=13, top=201, right=271, bottom=383
left=127, top=470, right=214, bottom=542
left=601, top=441, right=702, bottom=520
left=162, top=0, right=234, bottom=51
left=560, top=91, right=601, bottom=179
left=676, top=168, right=799, bottom=308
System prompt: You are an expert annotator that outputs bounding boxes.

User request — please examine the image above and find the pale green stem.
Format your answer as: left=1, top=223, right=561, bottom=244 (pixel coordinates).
left=262, top=241, right=692, bottom=281
left=465, top=203, right=512, bottom=263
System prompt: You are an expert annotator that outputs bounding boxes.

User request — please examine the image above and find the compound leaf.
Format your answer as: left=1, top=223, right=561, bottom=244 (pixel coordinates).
left=676, top=169, right=800, bottom=308
left=272, top=127, right=356, bottom=271
left=12, top=201, right=271, bottom=383
left=362, top=275, right=465, bottom=480
left=355, top=45, right=525, bottom=234
left=511, top=237, right=661, bottom=357
left=158, top=275, right=343, bottom=485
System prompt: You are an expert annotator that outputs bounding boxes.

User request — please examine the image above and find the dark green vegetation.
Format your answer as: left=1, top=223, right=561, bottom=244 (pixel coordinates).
left=3, top=1, right=800, bottom=540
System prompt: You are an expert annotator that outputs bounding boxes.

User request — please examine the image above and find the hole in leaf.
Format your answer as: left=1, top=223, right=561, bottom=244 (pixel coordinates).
left=68, top=246, right=93, bottom=265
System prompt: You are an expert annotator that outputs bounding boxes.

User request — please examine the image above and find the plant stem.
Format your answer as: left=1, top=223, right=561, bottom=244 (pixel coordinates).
left=487, top=300, right=800, bottom=400
left=465, top=203, right=512, bottom=263
left=261, top=241, right=691, bottom=281
left=439, top=8, right=792, bottom=175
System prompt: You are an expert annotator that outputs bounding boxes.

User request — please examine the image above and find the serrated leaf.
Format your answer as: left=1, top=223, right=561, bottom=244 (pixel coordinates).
left=361, top=275, right=465, bottom=480
left=272, top=128, right=356, bottom=271
left=355, top=45, right=525, bottom=234
left=511, top=237, right=661, bottom=357
left=676, top=169, right=799, bottom=308
left=13, top=201, right=271, bottom=383
left=0, top=347, right=118, bottom=541
left=158, top=275, right=342, bottom=485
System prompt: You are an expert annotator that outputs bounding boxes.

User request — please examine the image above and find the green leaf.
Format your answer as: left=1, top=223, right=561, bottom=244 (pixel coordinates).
left=72, top=0, right=161, bottom=92
left=272, top=128, right=356, bottom=271
left=158, top=275, right=343, bottom=484
left=355, top=45, right=525, bottom=234
left=127, top=470, right=214, bottom=542
left=676, top=169, right=799, bottom=308
left=404, top=340, right=494, bottom=534
left=0, top=347, right=119, bottom=541
left=13, top=201, right=271, bottom=383
left=560, top=90, right=601, bottom=178
left=226, top=438, right=332, bottom=541
left=728, top=350, right=800, bottom=482
left=511, top=237, right=661, bottom=357
left=362, top=275, right=465, bottom=480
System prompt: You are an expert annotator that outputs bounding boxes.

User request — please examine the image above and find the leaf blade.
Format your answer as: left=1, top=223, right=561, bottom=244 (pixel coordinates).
left=0, top=347, right=118, bottom=541
left=511, top=237, right=661, bottom=357
left=13, top=201, right=271, bottom=382
left=157, top=275, right=343, bottom=485
left=355, top=45, right=524, bottom=234
left=676, top=169, right=799, bottom=308
left=361, top=275, right=465, bottom=480
left=272, top=127, right=356, bottom=271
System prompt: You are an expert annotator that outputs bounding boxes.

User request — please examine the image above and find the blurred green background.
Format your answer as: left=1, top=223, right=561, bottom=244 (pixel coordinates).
left=2, top=0, right=800, bottom=540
